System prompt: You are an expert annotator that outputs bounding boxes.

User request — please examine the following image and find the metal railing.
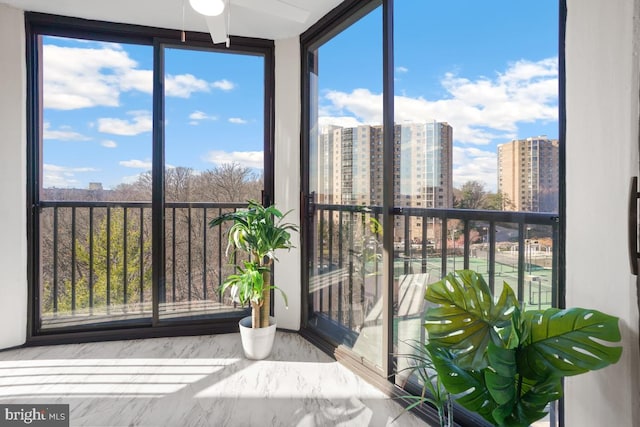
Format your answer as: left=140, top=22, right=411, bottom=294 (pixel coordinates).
left=308, top=203, right=560, bottom=336
left=39, top=200, right=248, bottom=328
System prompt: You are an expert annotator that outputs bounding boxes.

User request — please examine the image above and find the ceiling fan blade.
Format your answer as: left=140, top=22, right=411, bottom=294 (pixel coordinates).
left=234, top=0, right=310, bottom=23
left=205, top=14, right=228, bottom=44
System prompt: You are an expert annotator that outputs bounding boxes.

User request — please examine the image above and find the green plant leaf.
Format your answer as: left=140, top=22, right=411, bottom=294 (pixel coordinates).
left=518, top=308, right=622, bottom=380
left=520, top=375, right=562, bottom=410
left=489, top=377, right=561, bottom=427
left=219, top=261, right=268, bottom=306
left=425, top=271, right=517, bottom=369
left=491, top=400, right=518, bottom=427
left=210, top=200, right=298, bottom=266
left=429, top=344, right=498, bottom=425
left=485, top=342, right=517, bottom=405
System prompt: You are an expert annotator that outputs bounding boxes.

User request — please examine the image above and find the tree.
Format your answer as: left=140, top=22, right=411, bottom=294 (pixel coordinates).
left=198, top=162, right=262, bottom=202
left=454, top=180, right=511, bottom=211
left=483, top=191, right=512, bottom=210
left=65, top=208, right=152, bottom=312
left=454, top=180, right=487, bottom=209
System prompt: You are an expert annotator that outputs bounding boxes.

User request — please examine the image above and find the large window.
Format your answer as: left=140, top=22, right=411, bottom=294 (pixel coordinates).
left=27, top=14, right=274, bottom=338
left=39, top=36, right=155, bottom=329
left=306, top=2, right=385, bottom=371
left=302, top=1, right=562, bottom=426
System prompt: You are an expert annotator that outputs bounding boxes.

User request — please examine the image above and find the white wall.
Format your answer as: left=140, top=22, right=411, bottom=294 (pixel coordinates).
left=0, top=4, right=27, bottom=349
left=273, top=37, right=302, bottom=331
left=565, top=0, right=640, bottom=425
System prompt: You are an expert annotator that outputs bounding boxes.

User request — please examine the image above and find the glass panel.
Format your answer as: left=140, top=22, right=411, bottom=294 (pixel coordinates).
left=392, top=1, right=559, bottom=425
left=40, top=36, right=153, bottom=329
left=307, top=5, right=385, bottom=369
left=524, top=224, right=555, bottom=310
left=160, top=46, right=264, bottom=321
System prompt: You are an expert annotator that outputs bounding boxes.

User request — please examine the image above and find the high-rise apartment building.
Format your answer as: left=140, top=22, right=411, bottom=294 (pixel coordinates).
left=498, top=136, right=559, bottom=212
left=316, top=121, right=453, bottom=239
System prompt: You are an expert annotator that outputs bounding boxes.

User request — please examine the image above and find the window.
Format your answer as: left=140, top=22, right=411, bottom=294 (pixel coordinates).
left=27, top=14, right=274, bottom=338
left=303, top=1, right=562, bottom=426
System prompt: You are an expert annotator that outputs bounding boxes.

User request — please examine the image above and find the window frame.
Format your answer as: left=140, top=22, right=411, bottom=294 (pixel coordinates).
left=25, top=12, right=275, bottom=344
left=299, top=1, right=567, bottom=426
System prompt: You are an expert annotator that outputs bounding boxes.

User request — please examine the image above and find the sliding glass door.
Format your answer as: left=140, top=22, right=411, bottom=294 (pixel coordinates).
left=160, top=45, right=265, bottom=323
left=37, top=35, right=155, bottom=330
left=305, top=2, right=385, bottom=370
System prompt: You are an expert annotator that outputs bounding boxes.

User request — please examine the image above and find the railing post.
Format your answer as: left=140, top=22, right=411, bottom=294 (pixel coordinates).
left=338, top=208, right=344, bottom=325
left=123, top=207, right=128, bottom=307
left=106, top=207, right=111, bottom=311
left=71, top=207, right=76, bottom=312
left=488, top=222, right=496, bottom=293
left=518, top=223, right=525, bottom=304
left=52, top=206, right=58, bottom=314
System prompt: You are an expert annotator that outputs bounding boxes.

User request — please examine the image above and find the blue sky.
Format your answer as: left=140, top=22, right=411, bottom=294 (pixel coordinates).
left=42, top=0, right=557, bottom=193
left=319, top=1, right=558, bottom=190
left=42, top=38, right=264, bottom=190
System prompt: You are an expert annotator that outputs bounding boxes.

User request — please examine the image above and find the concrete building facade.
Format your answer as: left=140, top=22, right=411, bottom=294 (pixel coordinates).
left=316, top=121, right=453, bottom=240
left=498, top=136, right=560, bottom=212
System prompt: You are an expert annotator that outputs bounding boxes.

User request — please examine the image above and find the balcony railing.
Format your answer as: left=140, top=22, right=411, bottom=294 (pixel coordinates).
left=308, top=203, right=560, bottom=347
left=38, top=200, right=249, bottom=329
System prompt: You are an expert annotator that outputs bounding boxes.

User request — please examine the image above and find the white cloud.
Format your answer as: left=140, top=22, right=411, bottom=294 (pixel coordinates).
left=44, top=164, right=98, bottom=173
left=318, top=116, right=362, bottom=129
left=43, top=43, right=230, bottom=110
left=228, top=117, right=248, bottom=124
left=452, top=147, right=498, bottom=191
left=212, top=79, right=235, bottom=91
left=165, top=74, right=211, bottom=98
left=119, top=159, right=152, bottom=169
left=189, top=111, right=218, bottom=125
left=320, top=57, right=558, bottom=145
left=43, top=122, right=91, bottom=141
left=101, top=140, right=118, bottom=148
left=118, top=69, right=153, bottom=94
left=121, top=174, right=144, bottom=184
left=202, top=150, right=263, bottom=170
left=43, top=44, right=136, bottom=110
left=396, top=66, right=409, bottom=73
left=324, top=88, right=383, bottom=125
left=43, top=163, right=98, bottom=188
left=120, top=72, right=222, bottom=98
left=98, top=111, right=152, bottom=136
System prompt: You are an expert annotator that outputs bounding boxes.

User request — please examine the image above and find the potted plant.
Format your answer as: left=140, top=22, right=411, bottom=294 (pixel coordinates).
left=421, top=270, right=622, bottom=427
left=210, top=200, right=298, bottom=359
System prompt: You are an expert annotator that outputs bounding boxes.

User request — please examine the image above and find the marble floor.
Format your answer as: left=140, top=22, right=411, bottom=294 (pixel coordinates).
left=0, top=332, right=428, bottom=427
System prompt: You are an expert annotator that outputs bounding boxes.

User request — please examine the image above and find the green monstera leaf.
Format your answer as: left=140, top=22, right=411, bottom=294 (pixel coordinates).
left=423, top=270, right=622, bottom=427
left=425, top=271, right=519, bottom=369
left=428, top=344, right=498, bottom=425
left=485, top=342, right=517, bottom=405
left=518, top=307, right=623, bottom=380
left=494, top=376, right=563, bottom=427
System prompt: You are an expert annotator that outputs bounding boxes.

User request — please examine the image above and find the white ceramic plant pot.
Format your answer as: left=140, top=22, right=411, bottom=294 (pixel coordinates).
left=238, top=316, right=277, bottom=360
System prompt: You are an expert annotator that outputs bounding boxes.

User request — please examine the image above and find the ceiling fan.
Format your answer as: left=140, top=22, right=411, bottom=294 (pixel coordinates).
left=189, top=0, right=311, bottom=45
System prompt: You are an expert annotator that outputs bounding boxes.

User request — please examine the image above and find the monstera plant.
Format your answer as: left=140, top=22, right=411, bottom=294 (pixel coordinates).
left=424, top=270, right=622, bottom=427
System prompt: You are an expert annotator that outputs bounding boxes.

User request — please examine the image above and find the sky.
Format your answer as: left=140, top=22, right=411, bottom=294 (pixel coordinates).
left=42, top=37, right=264, bottom=191
left=42, top=0, right=558, bottom=194
left=319, top=0, right=558, bottom=191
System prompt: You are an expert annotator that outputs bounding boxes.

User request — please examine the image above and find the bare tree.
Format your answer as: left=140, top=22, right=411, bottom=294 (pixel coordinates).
left=198, top=163, right=262, bottom=203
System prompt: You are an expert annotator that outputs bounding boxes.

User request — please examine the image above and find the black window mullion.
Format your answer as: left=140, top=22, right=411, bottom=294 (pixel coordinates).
left=381, top=0, right=395, bottom=381
left=151, top=40, right=166, bottom=326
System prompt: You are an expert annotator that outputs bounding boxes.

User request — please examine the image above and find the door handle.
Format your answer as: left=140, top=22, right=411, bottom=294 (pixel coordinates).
left=629, top=176, right=639, bottom=275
